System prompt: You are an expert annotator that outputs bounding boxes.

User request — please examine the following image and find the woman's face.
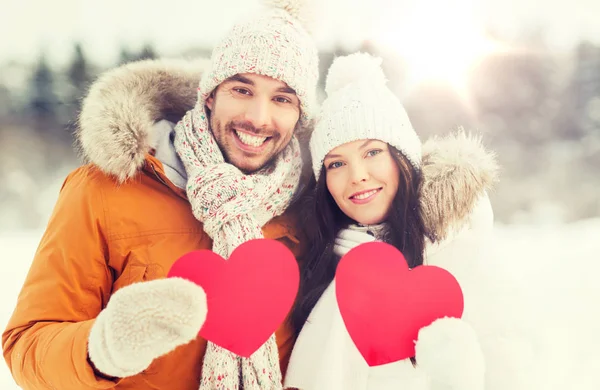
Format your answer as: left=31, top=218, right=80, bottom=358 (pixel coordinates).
left=323, top=139, right=400, bottom=225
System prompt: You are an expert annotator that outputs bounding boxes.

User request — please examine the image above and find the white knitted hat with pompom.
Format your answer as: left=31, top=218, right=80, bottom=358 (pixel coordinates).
left=199, top=0, right=319, bottom=127
left=310, top=52, right=421, bottom=178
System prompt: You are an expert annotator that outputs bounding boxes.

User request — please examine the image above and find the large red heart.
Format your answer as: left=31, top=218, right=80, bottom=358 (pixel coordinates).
left=167, top=239, right=299, bottom=357
left=335, top=242, right=464, bottom=366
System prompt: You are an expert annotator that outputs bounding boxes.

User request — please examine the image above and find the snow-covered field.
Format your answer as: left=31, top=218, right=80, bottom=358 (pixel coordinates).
left=1, top=220, right=599, bottom=389
left=1, top=231, right=44, bottom=390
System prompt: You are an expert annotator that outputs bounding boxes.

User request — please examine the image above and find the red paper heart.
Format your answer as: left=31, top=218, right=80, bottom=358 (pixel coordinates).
left=167, top=239, right=299, bottom=357
left=335, top=242, right=464, bottom=366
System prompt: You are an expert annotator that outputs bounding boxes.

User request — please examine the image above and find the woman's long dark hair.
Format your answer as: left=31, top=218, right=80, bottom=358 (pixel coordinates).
left=290, top=146, right=428, bottom=338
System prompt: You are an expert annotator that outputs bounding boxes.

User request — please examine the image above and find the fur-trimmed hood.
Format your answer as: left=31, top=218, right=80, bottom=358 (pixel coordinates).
left=77, top=58, right=210, bottom=182
left=76, top=59, right=499, bottom=242
left=420, top=131, right=498, bottom=241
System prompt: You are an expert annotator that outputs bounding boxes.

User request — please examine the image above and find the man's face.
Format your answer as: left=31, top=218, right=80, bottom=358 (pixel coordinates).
left=206, top=73, right=301, bottom=173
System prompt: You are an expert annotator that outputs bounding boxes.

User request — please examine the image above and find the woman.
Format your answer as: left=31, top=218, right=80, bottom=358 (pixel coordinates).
left=284, top=53, right=498, bottom=389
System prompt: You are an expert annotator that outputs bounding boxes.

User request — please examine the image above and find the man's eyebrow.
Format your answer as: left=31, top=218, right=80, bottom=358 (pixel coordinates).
left=224, top=74, right=254, bottom=85
left=277, top=86, right=297, bottom=95
left=224, top=74, right=296, bottom=95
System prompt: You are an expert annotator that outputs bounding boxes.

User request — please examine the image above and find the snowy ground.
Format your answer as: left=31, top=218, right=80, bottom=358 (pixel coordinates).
left=1, top=231, right=44, bottom=390
left=1, top=220, right=600, bottom=389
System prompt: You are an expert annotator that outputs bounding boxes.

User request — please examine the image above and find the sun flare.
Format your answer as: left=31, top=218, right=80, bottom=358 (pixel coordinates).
left=372, top=0, right=500, bottom=96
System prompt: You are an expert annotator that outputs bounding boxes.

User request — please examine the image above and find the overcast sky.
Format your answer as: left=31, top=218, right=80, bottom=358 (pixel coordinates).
left=1, top=0, right=599, bottom=67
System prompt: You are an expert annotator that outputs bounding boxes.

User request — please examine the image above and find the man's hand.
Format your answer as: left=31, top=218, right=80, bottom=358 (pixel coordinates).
left=88, top=277, right=207, bottom=378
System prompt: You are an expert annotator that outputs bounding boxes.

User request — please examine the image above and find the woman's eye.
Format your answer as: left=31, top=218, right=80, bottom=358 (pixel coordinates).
left=327, top=161, right=343, bottom=170
left=366, top=149, right=383, bottom=157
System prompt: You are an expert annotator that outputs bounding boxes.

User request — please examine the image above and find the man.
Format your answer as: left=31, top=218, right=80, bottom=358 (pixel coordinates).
left=2, top=1, right=319, bottom=389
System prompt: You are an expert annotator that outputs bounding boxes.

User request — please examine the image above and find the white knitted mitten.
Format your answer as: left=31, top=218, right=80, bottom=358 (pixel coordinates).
left=416, top=317, right=485, bottom=390
left=88, top=277, right=207, bottom=378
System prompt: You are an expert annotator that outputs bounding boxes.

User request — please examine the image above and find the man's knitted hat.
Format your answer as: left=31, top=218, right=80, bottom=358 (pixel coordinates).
left=310, top=52, right=421, bottom=178
left=199, top=0, right=319, bottom=127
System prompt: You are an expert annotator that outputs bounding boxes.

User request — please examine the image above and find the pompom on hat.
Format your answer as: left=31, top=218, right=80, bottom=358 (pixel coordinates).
left=310, top=52, right=421, bottom=178
left=198, top=0, right=320, bottom=128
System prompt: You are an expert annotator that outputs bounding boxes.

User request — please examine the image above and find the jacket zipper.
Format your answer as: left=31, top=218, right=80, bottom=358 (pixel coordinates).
left=149, top=163, right=168, bottom=186
left=148, top=162, right=188, bottom=201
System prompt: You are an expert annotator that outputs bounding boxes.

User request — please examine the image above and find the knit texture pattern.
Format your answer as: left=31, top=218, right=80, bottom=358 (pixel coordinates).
left=199, top=6, right=319, bottom=128
left=310, top=53, right=422, bottom=178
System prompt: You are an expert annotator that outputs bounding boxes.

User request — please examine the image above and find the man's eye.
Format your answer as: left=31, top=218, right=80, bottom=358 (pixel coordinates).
left=233, top=88, right=251, bottom=95
left=274, top=96, right=292, bottom=104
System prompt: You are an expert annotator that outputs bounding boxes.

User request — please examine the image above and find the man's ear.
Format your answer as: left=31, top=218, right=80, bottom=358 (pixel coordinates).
left=206, top=93, right=214, bottom=111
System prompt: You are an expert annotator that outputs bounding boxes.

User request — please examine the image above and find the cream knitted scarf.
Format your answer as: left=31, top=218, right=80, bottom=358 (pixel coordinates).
left=174, top=103, right=303, bottom=389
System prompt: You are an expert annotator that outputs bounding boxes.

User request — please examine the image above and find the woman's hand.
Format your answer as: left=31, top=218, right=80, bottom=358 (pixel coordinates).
left=416, top=317, right=485, bottom=390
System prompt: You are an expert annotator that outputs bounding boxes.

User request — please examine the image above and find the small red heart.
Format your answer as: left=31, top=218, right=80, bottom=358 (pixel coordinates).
left=167, top=239, right=299, bottom=357
left=335, top=242, right=464, bottom=366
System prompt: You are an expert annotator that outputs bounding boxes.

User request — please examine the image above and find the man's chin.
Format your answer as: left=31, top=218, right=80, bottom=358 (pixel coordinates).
left=229, top=156, right=269, bottom=174
left=225, top=146, right=283, bottom=174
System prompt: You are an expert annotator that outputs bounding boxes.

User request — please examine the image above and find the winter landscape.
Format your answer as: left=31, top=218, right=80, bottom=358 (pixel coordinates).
left=1, top=0, right=599, bottom=388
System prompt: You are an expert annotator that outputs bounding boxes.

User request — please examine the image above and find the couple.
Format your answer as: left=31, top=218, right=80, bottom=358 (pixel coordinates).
left=2, top=1, right=497, bottom=390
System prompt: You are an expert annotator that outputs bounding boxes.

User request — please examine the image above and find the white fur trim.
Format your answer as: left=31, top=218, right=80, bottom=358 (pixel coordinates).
left=420, top=129, right=499, bottom=242
left=77, top=58, right=209, bottom=182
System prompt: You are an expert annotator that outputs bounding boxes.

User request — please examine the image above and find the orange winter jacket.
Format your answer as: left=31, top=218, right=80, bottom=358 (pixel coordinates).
left=2, top=155, right=304, bottom=390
